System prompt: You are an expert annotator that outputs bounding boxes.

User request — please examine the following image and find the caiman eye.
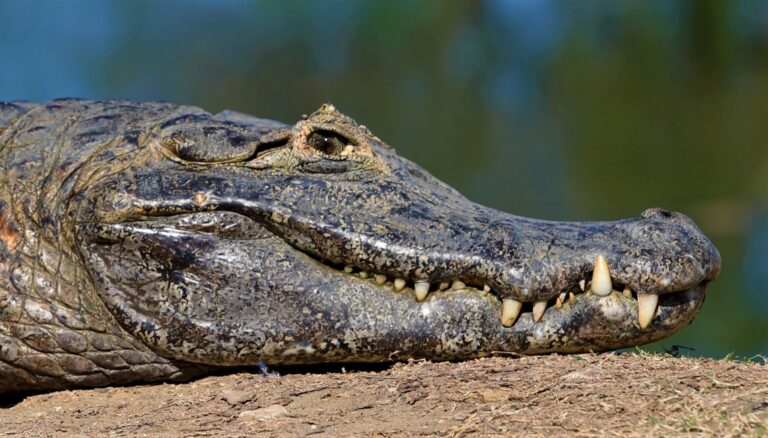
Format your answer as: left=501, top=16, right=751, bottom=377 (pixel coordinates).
left=306, top=130, right=350, bottom=155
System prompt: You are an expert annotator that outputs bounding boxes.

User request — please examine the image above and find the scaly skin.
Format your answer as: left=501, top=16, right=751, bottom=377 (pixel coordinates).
left=0, top=99, right=720, bottom=394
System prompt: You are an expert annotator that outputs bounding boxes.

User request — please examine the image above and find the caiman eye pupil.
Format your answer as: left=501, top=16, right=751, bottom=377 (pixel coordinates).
left=307, top=130, right=349, bottom=155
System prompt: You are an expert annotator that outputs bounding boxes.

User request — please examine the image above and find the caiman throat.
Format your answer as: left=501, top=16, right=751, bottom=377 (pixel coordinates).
left=0, top=99, right=721, bottom=393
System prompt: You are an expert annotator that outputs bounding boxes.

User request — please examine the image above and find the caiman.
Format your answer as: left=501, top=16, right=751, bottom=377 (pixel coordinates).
left=0, top=99, right=721, bottom=394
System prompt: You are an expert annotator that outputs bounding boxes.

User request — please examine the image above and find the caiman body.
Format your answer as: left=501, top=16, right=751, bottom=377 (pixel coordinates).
left=0, top=99, right=720, bottom=393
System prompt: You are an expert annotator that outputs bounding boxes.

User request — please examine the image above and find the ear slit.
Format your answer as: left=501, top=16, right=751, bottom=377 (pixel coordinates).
left=240, top=138, right=290, bottom=165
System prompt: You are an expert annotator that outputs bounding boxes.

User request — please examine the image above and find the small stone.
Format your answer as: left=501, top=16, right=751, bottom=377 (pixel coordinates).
left=479, top=389, right=509, bottom=403
left=563, top=366, right=602, bottom=382
left=238, top=404, right=288, bottom=422
left=221, top=389, right=254, bottom=405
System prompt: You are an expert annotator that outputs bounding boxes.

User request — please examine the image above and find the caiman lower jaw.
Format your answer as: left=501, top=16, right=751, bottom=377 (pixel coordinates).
left=84, top=210, right=707, bottom=356
left=317, top=253, right=708, bottom=333
left=496, top=286, right=705, bottom=354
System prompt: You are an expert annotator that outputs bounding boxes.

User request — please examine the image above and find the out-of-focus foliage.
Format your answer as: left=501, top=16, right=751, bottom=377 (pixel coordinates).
left=1, top=0, right=766, bottom=356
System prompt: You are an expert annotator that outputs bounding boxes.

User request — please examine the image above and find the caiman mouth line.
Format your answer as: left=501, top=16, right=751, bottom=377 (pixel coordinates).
left=92, top=208, right=707, bottom=334
left=305, top=247, right=706, bottom=331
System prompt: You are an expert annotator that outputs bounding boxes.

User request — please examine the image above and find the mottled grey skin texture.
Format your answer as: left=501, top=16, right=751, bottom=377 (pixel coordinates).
left=0, top=99, right=720, bottom=394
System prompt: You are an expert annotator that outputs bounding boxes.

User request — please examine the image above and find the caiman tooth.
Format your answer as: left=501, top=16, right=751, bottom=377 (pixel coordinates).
left=415, top=281, right=430, bottom=301
left=394, top=278, right=406, bottom=291
left=501, top=298, right=523, bottom=327
left=623, top=285, right=632, bottom=298
left=569, top=291, right=576, bottom=302
left=579, top=279, right=586, bottom=292
left=483, top=285, right=491, bottom=293
left=374, top=274, right=387, bottom=285
left=438, top=282, right=450, bottom=291
left=344, top=266, right=354, bottom=273
left=359, top=271, right=369, bottom=279
left=555, top=292, right=566, bottom=308
left=590, top=255, right=612, bottom=296
left=637, top=293, right=659, bottom=329
left=532, top=301, right=547, bottom=322
left=451, top=280, right=466, bottom=290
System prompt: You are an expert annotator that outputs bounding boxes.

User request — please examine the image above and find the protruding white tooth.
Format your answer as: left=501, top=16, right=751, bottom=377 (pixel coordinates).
left=451, top=280, right=466, bottom=290
left=394, top=278, right=406, bottom=291
left=590, top=255, right=612, bottom=296
left=623, top=285, right=632, bottom=298
left=501, top=298, right=523, bottom=327
left=579, top=279, right=586, bottom=291
left=438, top=282, right=450, bottom=291
left=414, top=281, right=430, bottom=301
left=637, top=293, right=658, bottom=329
left=555, top=292, right=566, bottom=308
left=359, top=271, right=369, bottom=279
left=483, top=285, right=491, bottom=293
left=344, top=266, right=354, bottom=273
left=375, top=274, right=387, bottom=285
left=532, top=301, right=547, bottom=322
left=569, top=291, right=576, bottom=302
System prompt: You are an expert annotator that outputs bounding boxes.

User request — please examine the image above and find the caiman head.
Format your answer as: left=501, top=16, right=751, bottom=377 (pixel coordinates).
left=74, top=104, right=721, bottom=365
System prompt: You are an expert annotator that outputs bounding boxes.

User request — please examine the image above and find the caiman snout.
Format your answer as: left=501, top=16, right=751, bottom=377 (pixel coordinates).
left=265, top=174, right=720, bottom=334
left=292, top=201, right=721, bottom=354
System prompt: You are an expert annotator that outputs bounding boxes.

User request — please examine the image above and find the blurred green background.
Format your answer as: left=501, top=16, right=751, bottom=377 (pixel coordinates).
left=1, top=0, right=765, bottom=357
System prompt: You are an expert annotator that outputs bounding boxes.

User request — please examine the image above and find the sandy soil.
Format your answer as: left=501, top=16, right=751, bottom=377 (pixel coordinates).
left=1, top=353, right=766, bottom=437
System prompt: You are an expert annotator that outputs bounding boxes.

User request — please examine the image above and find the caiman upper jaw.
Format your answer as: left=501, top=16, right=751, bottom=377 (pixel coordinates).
left=269, top=196, right=719, bottom=333
left=84, top=170, right=720, bottom=341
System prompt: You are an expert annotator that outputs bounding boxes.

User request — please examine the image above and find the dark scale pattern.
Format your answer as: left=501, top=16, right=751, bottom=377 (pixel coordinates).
left=0, top=100, right=720, bottom=394
left=0, top=101, right=205, bottom=393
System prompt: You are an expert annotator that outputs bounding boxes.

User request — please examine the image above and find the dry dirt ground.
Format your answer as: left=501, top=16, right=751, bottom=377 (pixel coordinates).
left=1, top=353, right=766, bottom=437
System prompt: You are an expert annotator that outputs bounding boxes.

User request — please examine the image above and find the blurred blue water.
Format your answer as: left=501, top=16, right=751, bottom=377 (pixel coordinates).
left=0, top=1, right=115, bottom=99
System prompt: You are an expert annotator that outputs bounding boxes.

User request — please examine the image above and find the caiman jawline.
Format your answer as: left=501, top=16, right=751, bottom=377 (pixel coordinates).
left=88, top=208, right=706, bottom=335
left=304, top=242, right=705, bottom=331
